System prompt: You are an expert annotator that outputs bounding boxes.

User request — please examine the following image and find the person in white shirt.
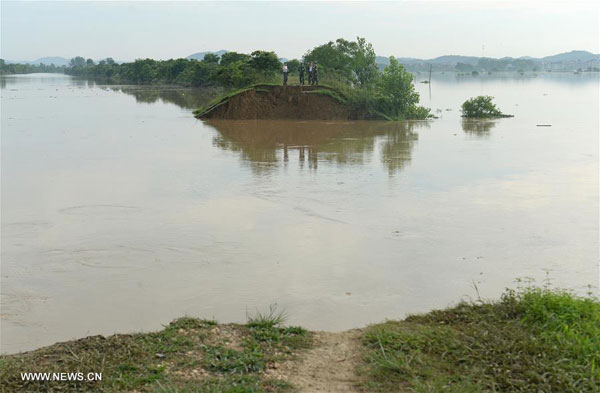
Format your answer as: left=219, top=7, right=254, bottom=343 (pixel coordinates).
left=282, top=63, right=289, bottom=85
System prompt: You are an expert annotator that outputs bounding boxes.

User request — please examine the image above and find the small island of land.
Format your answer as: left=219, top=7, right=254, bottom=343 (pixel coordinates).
left=194, top=84, right=383, bottom=121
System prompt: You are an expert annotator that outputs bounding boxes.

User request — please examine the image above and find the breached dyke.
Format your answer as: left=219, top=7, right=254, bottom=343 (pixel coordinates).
left=194, top=84, right=360, bottom=120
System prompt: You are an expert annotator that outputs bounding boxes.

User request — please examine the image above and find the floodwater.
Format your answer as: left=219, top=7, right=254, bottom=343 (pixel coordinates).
left=1, top=73, right=598, bottom=354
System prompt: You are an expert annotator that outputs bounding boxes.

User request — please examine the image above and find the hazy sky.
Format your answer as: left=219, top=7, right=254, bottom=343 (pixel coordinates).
left=1, top=1, right=599, bottom=61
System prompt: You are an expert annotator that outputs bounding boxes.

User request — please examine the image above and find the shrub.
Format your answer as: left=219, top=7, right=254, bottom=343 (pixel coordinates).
left=461, top=95, right=508, bottom=118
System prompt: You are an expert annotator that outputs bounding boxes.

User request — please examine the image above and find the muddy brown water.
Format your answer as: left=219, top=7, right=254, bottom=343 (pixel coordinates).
left=1, top=73, right=598, bottom=354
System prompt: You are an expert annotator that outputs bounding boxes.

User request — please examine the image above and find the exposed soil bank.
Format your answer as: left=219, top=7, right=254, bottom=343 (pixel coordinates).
left=196, top=85, right=357, bottom=120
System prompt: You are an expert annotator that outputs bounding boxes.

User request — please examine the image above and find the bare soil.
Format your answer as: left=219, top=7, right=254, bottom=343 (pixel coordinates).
left=200, top=85, right=353, bottom=120
left=281, top=329, right=363, bottom=393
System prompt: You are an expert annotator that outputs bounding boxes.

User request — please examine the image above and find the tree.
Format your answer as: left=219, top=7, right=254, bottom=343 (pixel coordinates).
left=304, top=38, right=355, bottom=82
left=189, top=61, right=215, bottom=86
left=220, top=52, right=250, bottom=67
left=214, top=61, right=256, bottom=87
left=128, top=59, right=156, bottom=83
left=105, top=57, right=115, bottom=65
left=70, top=56, right=86, bottom=67
left=287, top=59, right=301, bottom=73
left=376, top=57, right=420, bottom=118
left=304, top=37, right=379, bottom=88
left=461, top=96, right=505, bottom=118
left=86, top=58, right=95, bottom=66
left=170, top=58, right=189, bottom=79
left=202, top=53, right=220, bottom=64
left=351, top=37, right=379, bottom=88
left=249, top=51, right=280, bottom=75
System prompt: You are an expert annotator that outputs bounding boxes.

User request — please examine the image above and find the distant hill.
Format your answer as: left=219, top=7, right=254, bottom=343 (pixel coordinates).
left=376, top=50, right=600, bottom=72
left=541, top=50, right=600, bottom=63
left=429, top=55, right=480, bottom=65
left=6, top=50, right=597, bottom=72
left=34, top=57, right=70, bottom=66
left=5, top=56, right=70, bottom=66
left=186, top=50, right=228, bottom=61
left=182, top=49, right=600, bottom=71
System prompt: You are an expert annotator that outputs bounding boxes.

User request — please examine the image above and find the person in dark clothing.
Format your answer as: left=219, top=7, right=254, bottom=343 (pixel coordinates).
left=312, top=63, right=318, bottom=85
left=308, top=62, right=314, bottom=85
left=299, top=63, right=305, bottom=85
left=282, top=63, right=289, bottom=86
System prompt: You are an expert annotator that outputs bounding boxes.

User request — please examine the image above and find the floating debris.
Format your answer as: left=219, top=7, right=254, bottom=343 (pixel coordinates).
left=536, top=124, right=552, bottom=127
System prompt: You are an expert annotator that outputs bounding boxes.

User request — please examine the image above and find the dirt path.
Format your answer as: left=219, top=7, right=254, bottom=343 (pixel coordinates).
left=283, top=329, right=363, bottom=393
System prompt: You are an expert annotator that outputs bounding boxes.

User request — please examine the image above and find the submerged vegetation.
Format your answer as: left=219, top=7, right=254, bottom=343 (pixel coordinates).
left=461, top=95, right=513, bottom=118
left=360, top=285, right=599, bottom=392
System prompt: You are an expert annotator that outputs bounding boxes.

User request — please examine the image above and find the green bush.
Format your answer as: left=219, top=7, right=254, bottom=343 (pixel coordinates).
left=461, top=95, right=507, bottom=118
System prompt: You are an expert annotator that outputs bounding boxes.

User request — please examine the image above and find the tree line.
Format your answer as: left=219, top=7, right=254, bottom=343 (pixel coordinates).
left=2, top=37, right=431, bottom=119
left=62, top=37, right=429, bottom=119
left=64, top=51, right=281, bottom=87
left=0, top=59, right=66, bottom=74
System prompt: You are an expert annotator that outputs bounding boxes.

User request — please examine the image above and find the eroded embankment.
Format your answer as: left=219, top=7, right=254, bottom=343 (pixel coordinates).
left=195, top=85, right=355, bottom=120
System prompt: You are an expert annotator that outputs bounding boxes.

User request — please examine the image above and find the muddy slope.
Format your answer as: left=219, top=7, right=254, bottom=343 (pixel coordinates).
left=197, top=85, right=353, bottom=120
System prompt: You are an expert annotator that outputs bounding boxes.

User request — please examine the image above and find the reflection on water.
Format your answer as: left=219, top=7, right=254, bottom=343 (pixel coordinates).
left=114, top=86, right=218, bottom=110
left=1, top=73, right=598, bottom=354
left=208, top=120, right=425, bottom=175
left=461, top=119, right=497, bottom=136
left=413, top=71, right=600, bottom=86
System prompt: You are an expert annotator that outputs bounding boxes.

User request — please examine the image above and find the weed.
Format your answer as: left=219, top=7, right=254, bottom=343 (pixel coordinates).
left=246, top=304, right=287, bottom=329
left=360, top=286, right=600, bottom=392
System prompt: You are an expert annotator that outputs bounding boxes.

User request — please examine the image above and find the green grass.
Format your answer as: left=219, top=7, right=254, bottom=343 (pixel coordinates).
left=0, top=313, right=312, bottom=393
left=360, top=286, right=599, bottom=392
left=193, top=87, right=255, bottom=118
left=305, top=89, right=347, bottom=104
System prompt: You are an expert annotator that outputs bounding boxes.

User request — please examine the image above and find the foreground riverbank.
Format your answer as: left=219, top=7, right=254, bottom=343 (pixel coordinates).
left=1, top=287, right=597, bottom=392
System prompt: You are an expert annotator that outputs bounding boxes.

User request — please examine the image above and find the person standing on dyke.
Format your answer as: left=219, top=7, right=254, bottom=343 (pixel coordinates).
left=312, top=63, right=319, bottom=85
left=299, top=63, right=305, bottom=85
left=308, top=62, right=314, bottom=85
left=282, top=63, right=289, bottom=86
